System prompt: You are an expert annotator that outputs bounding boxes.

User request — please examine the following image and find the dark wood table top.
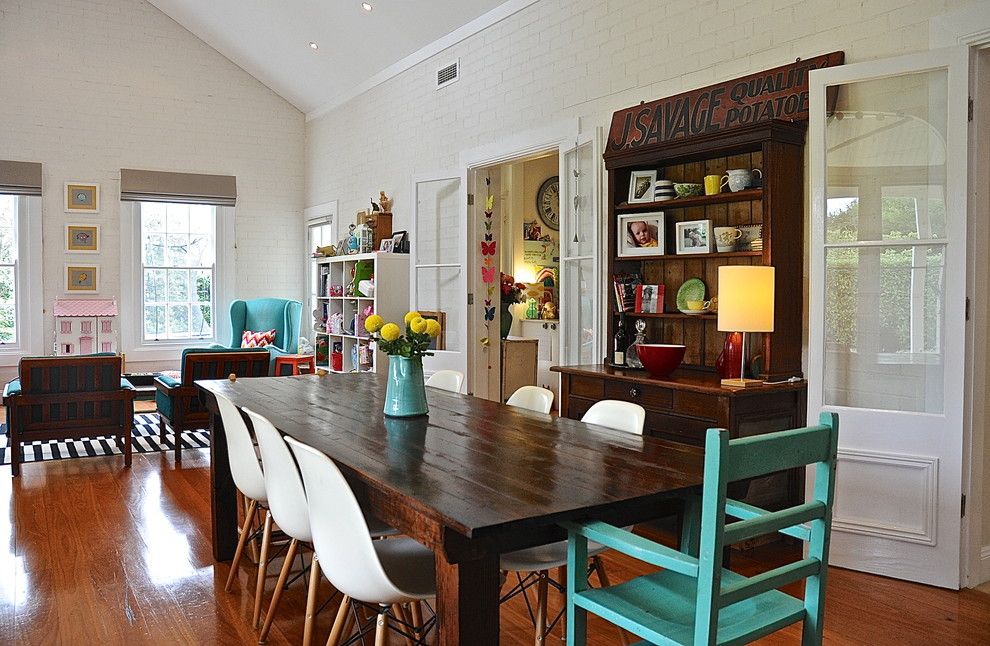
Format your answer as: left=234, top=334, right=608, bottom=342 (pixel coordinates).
left=552, top=363, right=807, bottom=396
left=196, top=373, right=704, bottom=544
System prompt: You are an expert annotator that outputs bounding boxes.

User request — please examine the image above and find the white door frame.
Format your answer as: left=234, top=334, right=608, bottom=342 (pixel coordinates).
left=458, top=120, right=580, bottom=395
left=931, top=5, right=990, bottom=588
left=808, top=46, right=970, bottom=588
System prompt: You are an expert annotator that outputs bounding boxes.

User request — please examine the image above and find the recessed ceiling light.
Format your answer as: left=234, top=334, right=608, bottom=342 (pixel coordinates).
left=309, top=41, right=319, bottom=50
left=362, top=2, right=373, bottom=11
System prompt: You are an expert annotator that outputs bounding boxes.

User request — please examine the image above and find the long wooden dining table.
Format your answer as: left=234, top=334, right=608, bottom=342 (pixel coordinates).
left=196, top=372, right=705, bottom=645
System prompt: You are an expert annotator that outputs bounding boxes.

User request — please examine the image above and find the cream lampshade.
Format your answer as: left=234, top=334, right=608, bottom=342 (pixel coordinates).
left=717, top=265, right=775, bottom=387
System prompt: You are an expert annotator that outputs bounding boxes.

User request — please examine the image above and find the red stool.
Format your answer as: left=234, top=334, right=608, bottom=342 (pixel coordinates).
left=273, top=354, right=316, bottom=376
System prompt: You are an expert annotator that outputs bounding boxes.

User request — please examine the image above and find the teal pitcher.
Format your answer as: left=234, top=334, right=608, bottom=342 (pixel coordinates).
left=384, top=355, right=429, bottom=417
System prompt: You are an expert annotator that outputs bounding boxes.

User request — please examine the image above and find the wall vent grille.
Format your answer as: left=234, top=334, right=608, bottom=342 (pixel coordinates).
left=436, top=60, right=459, bottom=89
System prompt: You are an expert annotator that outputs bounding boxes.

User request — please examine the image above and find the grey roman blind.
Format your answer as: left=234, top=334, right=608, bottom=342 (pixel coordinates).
left=120, top=168, right=236, bottom=206
left=0, top=160, right=42, bottom=196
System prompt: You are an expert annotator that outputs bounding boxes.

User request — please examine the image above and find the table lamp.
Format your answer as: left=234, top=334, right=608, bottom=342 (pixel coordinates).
left=717, top=265, right=774, bottom=388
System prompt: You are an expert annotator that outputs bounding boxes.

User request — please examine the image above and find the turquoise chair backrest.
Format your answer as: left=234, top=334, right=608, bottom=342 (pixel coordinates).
left=692, top=412, right=839, bottom=644
left=228, top=298, right=301, bottom=353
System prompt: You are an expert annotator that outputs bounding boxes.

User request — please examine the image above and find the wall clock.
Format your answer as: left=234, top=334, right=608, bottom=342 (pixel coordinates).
left=536, top=175, right=559, bottom=231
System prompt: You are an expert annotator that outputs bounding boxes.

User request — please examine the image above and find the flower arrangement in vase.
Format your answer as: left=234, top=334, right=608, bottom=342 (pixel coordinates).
left=499, top=273, right=526, bottom=339
left=365, top=311, right=443, bottom=417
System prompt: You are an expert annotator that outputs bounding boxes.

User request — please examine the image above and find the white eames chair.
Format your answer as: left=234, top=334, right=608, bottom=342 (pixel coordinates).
left=499, top=399, right=646, bottom=645
left=286, top=435, right=437, bottom=646
left=505, top=385, right=554, bottom=414
left=424, top=369, right=463, bottom=393
left=215, top=392, right=273, bottom=630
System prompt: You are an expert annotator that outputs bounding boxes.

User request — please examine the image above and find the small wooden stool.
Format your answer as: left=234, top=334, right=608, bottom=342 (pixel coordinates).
left=273, top=354, right=316, bottom=376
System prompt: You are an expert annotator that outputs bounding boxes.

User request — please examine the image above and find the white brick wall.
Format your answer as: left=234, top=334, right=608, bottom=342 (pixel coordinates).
left=0, top=0, right=305, bottom=376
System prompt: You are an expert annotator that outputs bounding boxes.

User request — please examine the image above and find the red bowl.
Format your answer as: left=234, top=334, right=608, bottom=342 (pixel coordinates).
left=636, top=344, right=686, bottom=378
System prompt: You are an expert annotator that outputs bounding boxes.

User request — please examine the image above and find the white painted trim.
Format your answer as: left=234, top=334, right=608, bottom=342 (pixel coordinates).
left=306, top=0, right=541, bottom=121
left=931, top=5, right=990, bottom=49
left=0, top=195, right=43, bottom=365
left=119, top=202, right=235, bottom=363
left=980, top=545, right=990, bottom=584
left=458, top=120, right=578, bottom=169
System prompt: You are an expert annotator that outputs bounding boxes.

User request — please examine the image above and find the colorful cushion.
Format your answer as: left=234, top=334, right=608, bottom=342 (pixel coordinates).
left=242, top=329, right=276, bottom=348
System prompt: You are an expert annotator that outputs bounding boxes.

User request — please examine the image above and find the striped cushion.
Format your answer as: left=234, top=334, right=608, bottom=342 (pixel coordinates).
left=242, top=329, right=276, bottom=348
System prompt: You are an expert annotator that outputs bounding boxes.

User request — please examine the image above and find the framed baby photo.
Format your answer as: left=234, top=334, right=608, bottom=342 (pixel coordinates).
left=65, top=264, right=99, bottom=293
left=675, top=219, right=713, bottom=254
left=627, top=170, right=657, bottom=204
left=617, top=212, right=664, bottom=257
left=65, top=182, right=99, bottom=213
left=65, top=224, right=99, bottom=253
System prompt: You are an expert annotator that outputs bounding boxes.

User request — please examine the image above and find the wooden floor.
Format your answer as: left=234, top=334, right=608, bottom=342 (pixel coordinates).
left=1, top=447, right=989, bottom=645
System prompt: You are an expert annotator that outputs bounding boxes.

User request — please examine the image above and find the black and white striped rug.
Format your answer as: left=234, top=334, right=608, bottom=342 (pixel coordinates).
left=0, top=413, right=210, bottom=466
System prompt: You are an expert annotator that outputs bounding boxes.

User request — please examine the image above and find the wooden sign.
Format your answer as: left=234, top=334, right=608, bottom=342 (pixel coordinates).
left=606, top=51, right=844, bottom=155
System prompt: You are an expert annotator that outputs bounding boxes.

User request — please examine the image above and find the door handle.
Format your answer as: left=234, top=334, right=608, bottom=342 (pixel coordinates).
left=629, top=387, right=640, bottom=398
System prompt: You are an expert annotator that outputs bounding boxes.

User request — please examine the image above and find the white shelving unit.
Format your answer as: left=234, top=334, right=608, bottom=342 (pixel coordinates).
left=312, top=252, right=410, bottom=374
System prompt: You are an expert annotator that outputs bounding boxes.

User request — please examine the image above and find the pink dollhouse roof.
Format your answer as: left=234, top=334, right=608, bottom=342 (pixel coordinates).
left=53, top=298, right=118, bottom=317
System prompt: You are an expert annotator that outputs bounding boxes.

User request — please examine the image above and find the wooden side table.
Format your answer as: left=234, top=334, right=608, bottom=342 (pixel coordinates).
left=273, top=354, right=316, bottom=376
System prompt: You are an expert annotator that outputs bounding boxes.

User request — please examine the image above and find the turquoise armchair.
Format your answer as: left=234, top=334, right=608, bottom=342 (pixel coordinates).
left=220, top=298, right=302, bottom=371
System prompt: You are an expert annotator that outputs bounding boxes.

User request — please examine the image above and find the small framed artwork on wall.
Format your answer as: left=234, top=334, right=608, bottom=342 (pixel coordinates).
left=65, top=224, right=99, bottom=253
left=617, top=212, right=664, bottom=257
left=65, top=183, right=99, bottom=213
left=627, top=170, right=657, bottom=204
left=675, top=219, right=713, bottom=254
left=65, top=264, right=99, bottom=293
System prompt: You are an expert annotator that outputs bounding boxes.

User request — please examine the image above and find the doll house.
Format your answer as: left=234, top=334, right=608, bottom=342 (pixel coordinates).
left=53, top=298, right=119, bottom=355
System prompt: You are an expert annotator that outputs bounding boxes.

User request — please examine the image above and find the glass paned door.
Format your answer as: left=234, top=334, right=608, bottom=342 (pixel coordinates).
left=560, top=131, right=602, bottom=366
left=809, top=47, right=969, bottom=588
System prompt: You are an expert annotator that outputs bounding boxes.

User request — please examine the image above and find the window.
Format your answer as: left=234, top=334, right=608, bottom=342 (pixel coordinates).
left=0, top=195, right=17, bottom=344
left=307, top=219, right=334, bottom=315
left=140, top=202, right=216, bottom=341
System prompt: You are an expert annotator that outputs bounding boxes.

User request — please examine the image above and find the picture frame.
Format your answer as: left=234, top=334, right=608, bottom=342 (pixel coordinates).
left=627, top=170, right=657, bottom=204
left=675, top=219, right=713, bottom=254
left=617, top=212, right=664, bottom=257
left=418, top=310, right=446, bottom=351
left=65, top=264, right=99, bottom=293
left=379, top=239, right=394, bottom=252
left=65, top=224, right=100, bottom=253
left=391, top=230, right=408, bottom=253
left=64, top=182, right=99, bottom=213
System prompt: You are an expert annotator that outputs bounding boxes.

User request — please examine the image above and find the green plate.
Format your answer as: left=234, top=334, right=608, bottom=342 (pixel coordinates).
left=676, top=278, right=706, bottom=310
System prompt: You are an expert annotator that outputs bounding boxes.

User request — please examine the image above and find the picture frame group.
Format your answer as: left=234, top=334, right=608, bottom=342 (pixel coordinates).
left=617, top=212, right=664, bottom=257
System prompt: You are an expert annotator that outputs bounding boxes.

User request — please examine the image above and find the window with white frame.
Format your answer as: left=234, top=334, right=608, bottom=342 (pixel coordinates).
left=139, top=202, right=216, bottom=341
left=0, top=195, right=18, bottom=344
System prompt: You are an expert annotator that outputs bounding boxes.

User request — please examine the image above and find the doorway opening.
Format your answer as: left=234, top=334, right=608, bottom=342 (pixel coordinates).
left=468, top=150, right=561, bottom=405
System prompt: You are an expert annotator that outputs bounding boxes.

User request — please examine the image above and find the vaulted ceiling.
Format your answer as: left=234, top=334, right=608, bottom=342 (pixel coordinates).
left=148, top=0, right=526, bottom=116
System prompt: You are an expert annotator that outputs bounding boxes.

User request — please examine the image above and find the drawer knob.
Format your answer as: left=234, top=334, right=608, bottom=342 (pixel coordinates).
left=629, top=387, right=640, bottom=398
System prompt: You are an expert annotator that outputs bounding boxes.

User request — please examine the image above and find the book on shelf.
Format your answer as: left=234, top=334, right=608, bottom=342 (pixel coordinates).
left=613, top=273, right=642, bottom=313
left=634, top=284, right=663, bottom=313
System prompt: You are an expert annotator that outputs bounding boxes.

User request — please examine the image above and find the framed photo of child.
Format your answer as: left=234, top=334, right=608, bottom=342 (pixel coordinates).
left=617, top=212, right=664, bottom=257
left=675, top=219, right=713, bottom=254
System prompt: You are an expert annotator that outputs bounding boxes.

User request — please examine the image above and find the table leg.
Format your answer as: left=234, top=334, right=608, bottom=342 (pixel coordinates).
left=435, top=552, right=500, bottom=646
left=209, top=408, right=239, bottom=561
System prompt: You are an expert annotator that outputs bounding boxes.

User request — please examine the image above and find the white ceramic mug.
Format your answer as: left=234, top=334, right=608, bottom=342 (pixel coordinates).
left=713, top=226, right=743, bottom=252
left=721, top=168, right=762, bottom=193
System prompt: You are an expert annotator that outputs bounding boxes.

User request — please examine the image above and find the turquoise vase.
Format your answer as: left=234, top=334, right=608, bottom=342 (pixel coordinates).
left=500, top=302, right=513, bottom=339
left=384, top=355, right=429, bottom=418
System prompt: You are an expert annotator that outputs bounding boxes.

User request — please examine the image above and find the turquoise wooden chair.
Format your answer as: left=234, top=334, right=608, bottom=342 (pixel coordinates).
left=563, top=412, right=839, bottom=646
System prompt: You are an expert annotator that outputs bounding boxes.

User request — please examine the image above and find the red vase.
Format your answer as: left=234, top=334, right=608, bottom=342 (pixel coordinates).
left=716, top=332, right=743, bottom=379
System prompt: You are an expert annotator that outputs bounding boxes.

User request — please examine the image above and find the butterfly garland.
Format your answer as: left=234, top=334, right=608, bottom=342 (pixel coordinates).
left=480, top=178, right=497, bottom=365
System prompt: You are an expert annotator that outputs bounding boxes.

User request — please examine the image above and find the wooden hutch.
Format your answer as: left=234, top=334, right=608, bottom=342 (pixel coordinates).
left=552, top=52, right=848, bottom=509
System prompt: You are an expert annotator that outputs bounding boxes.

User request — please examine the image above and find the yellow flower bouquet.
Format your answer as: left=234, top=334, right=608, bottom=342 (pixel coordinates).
left=365, top=311, right=442, bottom=359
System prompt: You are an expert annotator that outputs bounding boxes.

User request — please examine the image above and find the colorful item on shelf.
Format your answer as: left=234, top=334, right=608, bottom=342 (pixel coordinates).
left=675, top=278, right=706, bottom=311
left=540, top=301, right=557, bottom=320
left=673, top=182, right=704, bottom=197
left=526, top=298, right=540, bottom=319
left=346, top=224, right=359, bottom=254
left=352, top=260, right=374, bottom=296
left=329, top=284, right=344, bottom=297
left=634, top=284, right=663, bottom=313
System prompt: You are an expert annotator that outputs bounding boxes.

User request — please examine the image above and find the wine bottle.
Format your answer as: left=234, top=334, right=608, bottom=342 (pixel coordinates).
left=613, top=312, right=628, bottom=366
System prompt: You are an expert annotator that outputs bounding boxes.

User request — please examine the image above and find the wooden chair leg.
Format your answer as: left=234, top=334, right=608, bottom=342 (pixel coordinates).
left=253, top=509, right=274, bottom=628
left=159, top=415, right=166, bottom=444
left=302, top=554, right=321, bottom=646
left=225, top=499, right=258, bottom=592
left=175, top=428, right=182, bottom=461
left=374, top=607, right=389, bottom=646
left=534, top=571, right=549, bottom=646
left=259, top=538, right=299, bottom=643
left=326, top=595, right=352, bottom=646
left=556, top=565, right=567, bottom=639
left=391, top=604, right=415, bottom=646
left=590, top=556, right=630, bottom=646
left=10, top=430, right=20, bottom=477
left=408, top=600, right=423, bottom=641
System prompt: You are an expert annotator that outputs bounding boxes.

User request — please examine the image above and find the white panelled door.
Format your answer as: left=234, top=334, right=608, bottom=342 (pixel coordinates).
left=559, top=130, right=602, bottom=366
left=808, top=47, right=969, bottom=588
left=411, top=173, right=468, bottom=384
